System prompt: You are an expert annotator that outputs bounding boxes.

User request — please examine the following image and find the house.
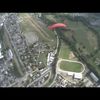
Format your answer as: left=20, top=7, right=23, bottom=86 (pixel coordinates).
left=8, top=49, right=13, bottom=59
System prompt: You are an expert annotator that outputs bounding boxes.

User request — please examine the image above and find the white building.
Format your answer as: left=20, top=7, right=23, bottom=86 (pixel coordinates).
left=0, top=17, right=4, bottom=28
left=67, top=72, right=74, bottom=76
left=7, top=49, right=13, bottom=60
left=90, top=72, right=99, bottom=82
left=0, top=43, right=4, bottom=59
left=0, top=52, right=3, bottom=59
left=0, top=23, right=3, bottom=27
left=47, top=51, right=55, bottom=66
left=74, top=73, right=82, bottom=80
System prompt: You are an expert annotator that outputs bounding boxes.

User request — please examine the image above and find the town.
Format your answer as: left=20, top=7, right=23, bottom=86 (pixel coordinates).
left=0, top=13, right=100, bottom=87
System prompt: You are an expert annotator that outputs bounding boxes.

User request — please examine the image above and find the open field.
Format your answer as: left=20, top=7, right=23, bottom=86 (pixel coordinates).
left=58, top=40, right=78, bottom=60
left=58, top=41, right=71, bottom=59
left=63, top=19, right=98, bottom=54
left=18, top=13, right=57, bottom=48
left=38, top=52, right=48, bottom=66
left=60, top=61, right=82, bottom=72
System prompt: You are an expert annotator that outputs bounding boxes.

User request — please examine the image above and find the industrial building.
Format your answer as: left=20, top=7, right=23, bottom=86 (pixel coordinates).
left=90, top=72, right=99, bottom=82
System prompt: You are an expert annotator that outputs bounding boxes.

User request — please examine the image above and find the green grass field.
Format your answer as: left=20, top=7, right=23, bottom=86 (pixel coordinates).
left=60, top=61, right=82, bottom=72
left=64, top=19, right=98, bottom=54
left=58, top=41, right=71, bottom=59
left=38, top=52, right=48, bottom=66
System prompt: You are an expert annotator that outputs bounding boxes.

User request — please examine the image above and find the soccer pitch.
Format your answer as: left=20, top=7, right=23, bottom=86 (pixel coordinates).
left=60, top=61, right=83, bottom=72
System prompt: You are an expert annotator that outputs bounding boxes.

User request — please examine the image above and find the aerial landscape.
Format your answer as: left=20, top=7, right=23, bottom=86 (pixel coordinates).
left=0, top=13, right=100, bottom=87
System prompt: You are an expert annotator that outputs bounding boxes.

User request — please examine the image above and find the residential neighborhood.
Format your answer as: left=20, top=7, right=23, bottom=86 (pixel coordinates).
left=0, top=13, right=100, bottom=87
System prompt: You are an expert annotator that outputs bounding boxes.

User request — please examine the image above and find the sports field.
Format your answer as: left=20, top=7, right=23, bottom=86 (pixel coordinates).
left=60, top=61, right=82, bottom=72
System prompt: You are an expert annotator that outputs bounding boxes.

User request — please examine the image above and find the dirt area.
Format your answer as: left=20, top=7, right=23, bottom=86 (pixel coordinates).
left=24, top=32, right=39, bottom=45
left=68, top=51, right=75, bottom=59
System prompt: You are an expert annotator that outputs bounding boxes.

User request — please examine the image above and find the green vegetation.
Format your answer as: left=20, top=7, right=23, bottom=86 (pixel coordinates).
left=60, top=61, right=82, bottom=72
left=62, top=17, right=100, bottom=76
left=46, top=14, right=100, bottom=77
left=44, top=78, right=53, bottom=87
left=38, top=52, right=48, bottom=66
left=64, top=19, right=98, bottom=54
left=17, top=13, right=100, bottom=77
left=58, top=41, right=71, bottom=59
left=44, top=72, right=55, bottom=87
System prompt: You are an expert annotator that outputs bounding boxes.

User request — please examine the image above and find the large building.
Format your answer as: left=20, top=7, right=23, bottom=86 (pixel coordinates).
left=90, top=72, right=99, bottom=82
left=74, top=73, right=82, bottom=80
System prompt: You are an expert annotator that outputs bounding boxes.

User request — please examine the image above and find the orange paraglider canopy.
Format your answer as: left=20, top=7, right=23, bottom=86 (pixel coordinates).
left=48, top=23, right=67, bottom=30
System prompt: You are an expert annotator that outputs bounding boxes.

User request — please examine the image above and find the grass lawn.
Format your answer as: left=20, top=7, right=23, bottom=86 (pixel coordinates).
left=60, top=61, right=82, bottom=72
left=59, top=41, right=71, bottom=59
left=38, top=52, right=48, bottom=66
left=64, top=19, right=98, bottom=53
left=44, top=78, right=53, bottom=87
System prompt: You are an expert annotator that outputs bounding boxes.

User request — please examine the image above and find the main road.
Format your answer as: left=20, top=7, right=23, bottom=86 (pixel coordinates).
left=27, top=67, right=51, bottom=87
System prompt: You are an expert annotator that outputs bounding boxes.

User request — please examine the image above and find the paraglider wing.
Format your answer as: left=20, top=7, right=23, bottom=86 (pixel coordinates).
left=48, top=23, right=66, bottom=30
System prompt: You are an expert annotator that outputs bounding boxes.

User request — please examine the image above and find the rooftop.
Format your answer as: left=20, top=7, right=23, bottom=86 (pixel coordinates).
left=90, top=72, right=99, bottom=82
left=0, top=43, right=3, bottom=59
left=74, top=73, right=82, bottom=79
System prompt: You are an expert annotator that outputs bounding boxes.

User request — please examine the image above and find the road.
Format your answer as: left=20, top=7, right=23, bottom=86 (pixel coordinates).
left=54, top=30, right=59, bottom=54
left=47, top=30, right=60, bottom=87
left=38, top=71, right=51, bottom=87
left=7, top=69, right=38, bottom=87
left=48, top=72, right=57, bottom=87
left=27, top=67, right=51, bottom=87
